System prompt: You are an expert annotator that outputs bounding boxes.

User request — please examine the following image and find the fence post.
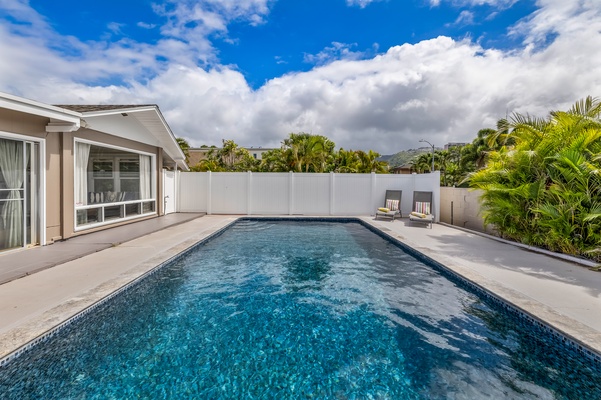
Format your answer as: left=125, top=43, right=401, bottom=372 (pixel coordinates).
left=207, top=171, right=212, bottom=215
left=247, top=171, right=252, bottom=215
left=289, top=171, right=294, bottom=215
left=175, top=170, right=180, bottom=213
left=370, top=172, right=376, bottom=215
left=330, top=172, right=335, bottom=215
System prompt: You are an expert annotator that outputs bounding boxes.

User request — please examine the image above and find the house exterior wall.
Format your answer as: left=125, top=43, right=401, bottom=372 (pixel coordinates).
left=0, top=108, right=49, bottom=136
left=46, top=134, right=62, bottom=242
left=0, top=108, right=61, bottom=244
left=0, top=107, right=167, bottom=245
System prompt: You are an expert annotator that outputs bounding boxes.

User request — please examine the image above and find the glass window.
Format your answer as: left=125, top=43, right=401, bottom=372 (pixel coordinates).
left=92, top=159, right=113, bottom=177
left=0, top=138, right=26, bottom=251
left=119, top=159, right=139, bottom=176
left=82, top=145, right=153, bottom=204
left=75, top=142, right=156, bottom=229
left=93, top=179, right=114, bottom=193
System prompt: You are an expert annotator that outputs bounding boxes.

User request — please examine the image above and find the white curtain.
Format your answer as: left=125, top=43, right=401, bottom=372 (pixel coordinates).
left=75, top=142, right=91, bottom=206
left=0, top=139, right=26, bottom=249
left=139, top=155, right=151, bottom=200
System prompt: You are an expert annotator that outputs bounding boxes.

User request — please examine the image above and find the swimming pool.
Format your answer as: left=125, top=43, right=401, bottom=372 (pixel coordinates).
left=1, top=219, right=600, bottom=398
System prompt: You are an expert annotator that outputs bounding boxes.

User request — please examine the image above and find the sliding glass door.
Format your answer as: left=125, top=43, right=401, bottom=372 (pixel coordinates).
left=0, top=137, right=40, bottom=252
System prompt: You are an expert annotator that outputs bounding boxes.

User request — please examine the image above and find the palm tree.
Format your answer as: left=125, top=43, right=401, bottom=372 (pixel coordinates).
left=282, top=133, right=335, bottom=173
left=333, top=149, right=360, bottom=173
left=356, top=150, right=388, bottom=173
left=468, top=96, right=601, bottom=261
left=411, top=152, right=433, bottom=173
left=193, top=139, right=259, bottom=172
left=191, top=158, right=223, bottom=172
left=258, top=148, right=289, bottom=172
left=460, top=128, right=497, bottom=172
left=176, top=138, right=191, bottom=164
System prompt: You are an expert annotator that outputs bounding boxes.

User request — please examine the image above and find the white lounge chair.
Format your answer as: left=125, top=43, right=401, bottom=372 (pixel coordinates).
left=375, top=190, right=402, bottom=221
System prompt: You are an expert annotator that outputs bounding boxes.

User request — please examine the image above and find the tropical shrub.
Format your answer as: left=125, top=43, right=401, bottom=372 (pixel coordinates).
left=468, top=96, right=601, bottom=262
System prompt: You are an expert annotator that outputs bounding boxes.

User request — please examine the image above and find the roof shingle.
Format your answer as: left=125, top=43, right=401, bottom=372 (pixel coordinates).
left=55, top=104, right=157, bottom=112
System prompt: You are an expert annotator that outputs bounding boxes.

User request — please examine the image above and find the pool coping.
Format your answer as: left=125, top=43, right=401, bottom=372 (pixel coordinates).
left=0, top=216, right=238, bottom=366
left=1, top=215, right=600, bottom=369
left=356, top=218, right=601, bottom=366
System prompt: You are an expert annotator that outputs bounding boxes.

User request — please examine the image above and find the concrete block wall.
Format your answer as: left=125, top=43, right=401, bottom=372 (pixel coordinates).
left=439, top=187, right=494, bottom=233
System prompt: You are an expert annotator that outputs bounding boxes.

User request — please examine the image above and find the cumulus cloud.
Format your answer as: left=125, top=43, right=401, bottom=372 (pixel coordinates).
left=303, top=42, right=368, bottom=66
left=106, top=22, right=125, bottom=35
left=346, top=0, right=382, bottom=8
left=446, top=10, right=475, bottom=27
left=430, top=0, right=518, bottom=7
left=0, top=0, right=600, bottom=155
left=137, top=21, right=157, bottom=29
left=509, top=0, right=601, bottom=47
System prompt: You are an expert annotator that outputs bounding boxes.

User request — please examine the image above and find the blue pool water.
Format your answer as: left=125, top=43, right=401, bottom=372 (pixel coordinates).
left=1, top=220, right=600, bottom=399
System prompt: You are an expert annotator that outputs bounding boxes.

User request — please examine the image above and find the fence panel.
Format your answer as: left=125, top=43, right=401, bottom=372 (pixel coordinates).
left=177, top=171, right=441, bottom=219
left=210, top=173, right=248, bottom=214
left=333, top=174, right=372, bottom=215
left=250, top=173, right=290, bottom=214
left=179, top=172, right=208, bottom=212
left=293, top=173, right=330, bottom=215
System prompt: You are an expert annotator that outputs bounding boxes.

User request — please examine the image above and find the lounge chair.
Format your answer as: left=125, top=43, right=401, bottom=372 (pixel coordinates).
left=375, top=190, right=402, bottom=221
left=409, top=191, right=434, bottom=228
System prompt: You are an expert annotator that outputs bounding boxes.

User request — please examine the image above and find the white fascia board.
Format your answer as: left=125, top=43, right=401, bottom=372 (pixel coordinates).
left=78, top=105, right=158, bottom=118
left=0, top=92, right=81, bottom=125
left=136, top=108, right=188, bottom=170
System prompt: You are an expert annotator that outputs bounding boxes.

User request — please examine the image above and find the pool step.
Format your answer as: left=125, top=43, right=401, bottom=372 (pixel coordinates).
left=232, top=219, right=273, bottom=232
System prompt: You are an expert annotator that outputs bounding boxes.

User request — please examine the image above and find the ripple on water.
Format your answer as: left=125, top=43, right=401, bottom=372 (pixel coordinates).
left=1, top=220, right=600, bottom=399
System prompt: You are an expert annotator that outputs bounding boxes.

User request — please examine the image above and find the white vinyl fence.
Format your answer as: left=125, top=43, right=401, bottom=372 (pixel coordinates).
left=177, top=171, right=440, bottom=220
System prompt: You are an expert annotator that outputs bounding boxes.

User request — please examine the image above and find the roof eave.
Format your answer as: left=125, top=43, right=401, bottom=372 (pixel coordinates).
left=0, top=92, right=81, bottom=125
left=126, top=107, right=189, bottom=171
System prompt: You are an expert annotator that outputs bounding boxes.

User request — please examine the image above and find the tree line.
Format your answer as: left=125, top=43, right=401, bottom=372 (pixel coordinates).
left=179, top=133, right=389, bottom=173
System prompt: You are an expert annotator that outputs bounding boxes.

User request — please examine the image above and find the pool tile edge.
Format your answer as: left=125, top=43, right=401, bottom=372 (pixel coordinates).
left=0, top=217, right=238, bottom=367
left=359, top=217, right=601, bottom=366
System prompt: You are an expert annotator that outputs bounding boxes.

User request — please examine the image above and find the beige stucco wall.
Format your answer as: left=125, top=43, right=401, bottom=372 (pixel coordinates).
left=0, top=108, right=165, bottom=245
left=439, top=187, right=494, bottom=234
left=46, top=134, right=62, bottom=242
left=0, top=108, right=61, bottom=244
left=0, top=108, right=49, bottom=136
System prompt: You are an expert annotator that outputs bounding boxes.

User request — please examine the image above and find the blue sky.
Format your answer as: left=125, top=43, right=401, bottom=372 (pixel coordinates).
left=1, top=0, right=600, bottom=153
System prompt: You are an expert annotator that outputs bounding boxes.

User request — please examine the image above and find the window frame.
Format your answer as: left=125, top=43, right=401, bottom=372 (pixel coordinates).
left=73, top=138, right=156, bottom=232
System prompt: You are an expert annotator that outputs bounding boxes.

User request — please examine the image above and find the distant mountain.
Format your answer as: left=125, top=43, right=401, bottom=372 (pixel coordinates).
left=379, top=148, right=432, bottom=168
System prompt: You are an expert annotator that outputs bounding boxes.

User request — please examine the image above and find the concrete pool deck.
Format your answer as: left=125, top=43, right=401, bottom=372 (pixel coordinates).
left=1, top=214, right=600, bottom=363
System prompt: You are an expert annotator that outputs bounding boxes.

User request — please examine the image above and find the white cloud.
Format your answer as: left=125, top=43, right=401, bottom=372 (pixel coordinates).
left=303, top=42, right=367, bottom=66
left=430, top=0, right=518, bottom=7
left=345, top=0, right=382, bottom=8
left=446, top=10, right=475, bottom=27
left=510, top=0, right=601, bottom=47
left=107, top=22, right=125, bottom=35
left=137, top=21, right=157, bottom=29
left=0, top=0, right=600, bottom=155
